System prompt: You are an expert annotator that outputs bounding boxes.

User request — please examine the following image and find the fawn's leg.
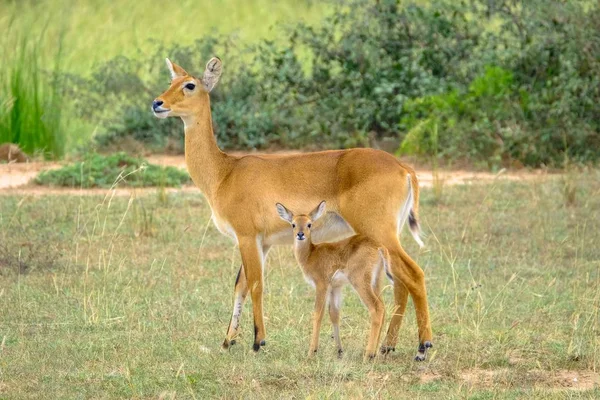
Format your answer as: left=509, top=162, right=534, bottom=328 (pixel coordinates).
left=328, top=286, right=343, bottom=356
left=351, top=272, right=385, bottom=360
left=381, top=281, right=409, bottom=355
left=309, top=284, right=328, bottom=356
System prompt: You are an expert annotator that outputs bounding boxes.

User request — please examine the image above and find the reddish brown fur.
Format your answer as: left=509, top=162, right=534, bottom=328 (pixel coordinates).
left=277, top=201, right=390, bottom=359
left=153, top=58, right=433, bottom=359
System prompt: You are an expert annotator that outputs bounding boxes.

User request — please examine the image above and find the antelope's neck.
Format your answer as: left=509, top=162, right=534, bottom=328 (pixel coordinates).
left=294, top=240, right=314, bottom=268
left=182, top=96, right=234, bottom=201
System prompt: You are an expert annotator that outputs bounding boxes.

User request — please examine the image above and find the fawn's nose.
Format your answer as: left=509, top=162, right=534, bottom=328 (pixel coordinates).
left=152, top=99, right=164, bottom=110
left=297, top=232, right=305, bottom=240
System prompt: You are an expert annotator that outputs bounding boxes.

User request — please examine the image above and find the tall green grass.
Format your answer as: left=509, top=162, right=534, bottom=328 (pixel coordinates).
left=0, top=0, right=329, bottom=75
left=0, top=0, right=329, bottom=158
left=0, top=23, right=67, bottom=159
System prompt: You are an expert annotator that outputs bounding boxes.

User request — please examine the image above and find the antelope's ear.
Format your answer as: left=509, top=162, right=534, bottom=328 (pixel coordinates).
left=202, top=57, right=222, bottom=92
left=276, top=203, right=293, bottom=224
left=309, top=201, right=326, bottom=221
left=165, top=58, right=188, bottom=80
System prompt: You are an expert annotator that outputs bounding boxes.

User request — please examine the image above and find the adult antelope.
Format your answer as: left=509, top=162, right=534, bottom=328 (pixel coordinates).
left=152, top=57, right=433, bottom=360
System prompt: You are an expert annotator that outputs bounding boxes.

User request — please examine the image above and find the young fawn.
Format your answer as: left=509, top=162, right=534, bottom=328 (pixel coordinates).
left=276, top=201, right=391, bottom=359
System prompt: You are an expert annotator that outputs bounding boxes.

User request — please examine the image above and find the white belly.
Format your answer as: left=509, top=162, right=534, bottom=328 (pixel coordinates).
left=211, top=214, right=237, bottom=241
left=264, top=212, right=354, bottom=246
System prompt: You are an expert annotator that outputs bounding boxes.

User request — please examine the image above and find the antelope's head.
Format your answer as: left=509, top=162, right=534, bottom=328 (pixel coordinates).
left=152, top=57, right=222, bottom=119
left=276, top=201, right=326, bottom=242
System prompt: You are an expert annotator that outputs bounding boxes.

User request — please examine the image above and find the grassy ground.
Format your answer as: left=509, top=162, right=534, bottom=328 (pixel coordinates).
left=0, top=173, right=599, bottom=398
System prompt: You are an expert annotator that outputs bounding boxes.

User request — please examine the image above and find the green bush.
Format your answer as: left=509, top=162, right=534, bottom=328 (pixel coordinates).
left=399, top=66, right=522, bottom=167
left=70, top=0, right=600, bottom=167
left=35, top=153, right=191, bottom=188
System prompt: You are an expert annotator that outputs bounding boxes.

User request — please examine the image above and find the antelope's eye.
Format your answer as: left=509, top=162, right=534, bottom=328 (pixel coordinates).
left=307, top=223, right=312, bottom=229
left=292, top=224, right=296, bottom=228
left=184, top=83, right=196, bottom=90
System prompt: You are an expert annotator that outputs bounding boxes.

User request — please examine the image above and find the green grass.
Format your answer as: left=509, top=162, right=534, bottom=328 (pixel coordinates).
left=0, top=174, right=599, bottom=398
left=0, top=0, right=329, bottom=75
left=35, top=152, right=191, bottom=188
left=0, top=25, right=67, bottom=159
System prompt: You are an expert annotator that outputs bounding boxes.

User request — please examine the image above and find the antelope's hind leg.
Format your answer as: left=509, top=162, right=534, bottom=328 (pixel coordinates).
left=350, top=272, right=385, bottom=360
left=328, top=286, right=343, bottom=357
left=387, top=243, right=433, bottom=361
left=381, top=281, right=408, bottom=355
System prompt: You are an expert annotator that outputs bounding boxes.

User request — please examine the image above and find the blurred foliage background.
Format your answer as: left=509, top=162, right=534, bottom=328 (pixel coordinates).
left=1, top=0, right=599, bottom=168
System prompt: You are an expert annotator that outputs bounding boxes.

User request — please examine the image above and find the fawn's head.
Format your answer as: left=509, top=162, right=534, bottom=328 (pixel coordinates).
left=276, top=201, right=326, bottom=242
left=152, top=57, right=222, bottom=119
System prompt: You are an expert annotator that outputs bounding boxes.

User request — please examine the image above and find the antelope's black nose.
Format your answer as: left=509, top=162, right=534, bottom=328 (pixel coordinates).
left=152, top=99, right=164, bottom=110
left=297, top=232, right=305, bottom=240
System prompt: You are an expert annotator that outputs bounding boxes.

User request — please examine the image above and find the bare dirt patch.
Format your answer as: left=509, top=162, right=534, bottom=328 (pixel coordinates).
left=460, top=368, right=511, bottom=387
left=418, top=371, right=443, bottom=384
left=460, top=368, right=600, bottom=391
left=0, top=154, right=557, bottom=195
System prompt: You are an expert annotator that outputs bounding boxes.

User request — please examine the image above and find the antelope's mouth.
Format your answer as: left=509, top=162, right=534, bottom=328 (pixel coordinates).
left=152, top=108, right=171, bottom=118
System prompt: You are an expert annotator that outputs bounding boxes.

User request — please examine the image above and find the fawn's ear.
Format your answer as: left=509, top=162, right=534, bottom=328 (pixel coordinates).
left=276, top=203, right=293, bottom=224
left=165, top=58, right=189, bottom=80
left=309, top=201, right=326, bottom=221
left=202, top=57, right=222, bottom=92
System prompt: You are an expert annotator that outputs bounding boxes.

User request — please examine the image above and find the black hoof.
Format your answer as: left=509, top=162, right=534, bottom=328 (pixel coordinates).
left=260, top=340, right=266, bottom=347
left=380, top=346, right=395, bottom=355
left=230, top=339, right=236, bottom=346
left=414, top=341, right=432, bottom=361
left=253, top=343, right=261, bottom=352
left=337, top=349, right=344, bottom=358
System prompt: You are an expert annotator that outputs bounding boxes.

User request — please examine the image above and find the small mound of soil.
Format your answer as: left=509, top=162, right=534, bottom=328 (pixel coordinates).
left=0, top=143, right=28, bottom=163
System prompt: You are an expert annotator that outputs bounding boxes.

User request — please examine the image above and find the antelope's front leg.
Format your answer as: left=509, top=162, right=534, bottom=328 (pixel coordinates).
left=308, top=284, right=328, bottom=356
left=223, top=264, right=248, bottom=349
left=238, top=238, right=267, bottom=352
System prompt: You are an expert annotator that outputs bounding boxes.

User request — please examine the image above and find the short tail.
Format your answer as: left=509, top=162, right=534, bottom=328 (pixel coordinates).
left=400, top=172, right=424, bottom=248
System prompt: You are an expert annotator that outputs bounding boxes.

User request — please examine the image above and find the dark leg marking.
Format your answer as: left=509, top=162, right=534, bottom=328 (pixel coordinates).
left=252, top=325, right=266, bottom=352
left=385, top=271, right=394, bottom=282
left=408, top=210, right=417, bottom=229
left=415, top=341, right=433, bottom=361
left=253, top=325, right=260, bottom=352
left=234, top=266, right=242, bottom=286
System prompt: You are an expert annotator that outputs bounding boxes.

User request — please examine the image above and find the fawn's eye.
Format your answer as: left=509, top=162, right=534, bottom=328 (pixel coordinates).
left=184, top=83, right=196, bottom=90
left=292, top=224, right=296, bottom=228
left=307, top=223, right=312, bottom=229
